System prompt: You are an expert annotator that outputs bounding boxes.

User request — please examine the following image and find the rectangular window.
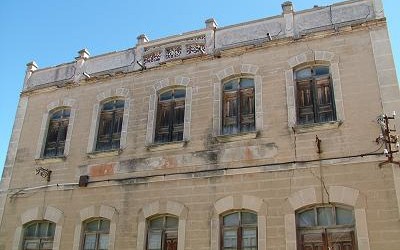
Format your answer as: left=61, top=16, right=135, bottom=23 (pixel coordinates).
left=23, top=221, right=55, bottom=250
left=155, top=89, right=185, bottom=143
left=222, top=78, right=255, bottom=135
left=83, top=219, right=110, bottom=250
left=147, top=216, right=178, bottom=250
left=96, top=100, right=124, bottom=151
left=44, top=108, right=70, bottom=157
left=296, top=66, right=336, bottom=125
left=221, top=211, right=257, bottom=250
left=296, top=206, right=356, bottom=250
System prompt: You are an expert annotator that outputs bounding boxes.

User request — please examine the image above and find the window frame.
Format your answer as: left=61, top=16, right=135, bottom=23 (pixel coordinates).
left=81, top=218, right=111, bottom=250
left=220, top=210, right=258, bottom=250
left=294, top=65, right=336, bottom=125
left=43, top=108, right=71, bottom=158
left=146, top=215, right=179, bottom=250
left=95, top=99, right=125, bottom=152
left=35, top=99, right=77, bottom=161
left=285, top=51, right=345, bottom=130
left=295, top=204, right=357, bottom=250
left=221, top=78, right=256, bottom=135
left=213, top=65, right=263, bottom=139
left=87, top=88, right=131, bottom=155
left=154, top=88, right=186, bottom=144
left=22, top=220, right=56, bottom=250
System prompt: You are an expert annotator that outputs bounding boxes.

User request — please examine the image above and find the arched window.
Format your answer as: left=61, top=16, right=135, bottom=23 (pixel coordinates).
left=96, top=99, right=124, bottom=151
left=296, top=205, right=356, bottom=250
left=23, top=221, right=55, bottom=250
left=44, top=108, right=70, bottom=157
left=147, top=215, right=178, bottom=250
left=221, top=211, right=257, bottom=250
left=295, top=66, right=336, bottom=124
left=82, top=218, right=110, bottom=250
left=155, top=89, right=185, bottom=143
left=222, top=78, right=255, bottom=135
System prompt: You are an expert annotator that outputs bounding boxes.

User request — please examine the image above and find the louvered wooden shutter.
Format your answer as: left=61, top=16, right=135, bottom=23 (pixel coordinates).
left=156, top=101, right=173, bottom=143
left=297, top=79, right=315, bottom=124
left=315, top=76, right=335, bottom=123
left=222, top=91, right=238, bottom=134
left=239, top=87, right=255, bottom=132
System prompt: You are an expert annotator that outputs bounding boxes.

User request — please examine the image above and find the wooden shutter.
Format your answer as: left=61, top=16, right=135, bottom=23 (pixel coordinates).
left=155, top=89, right=185, bottom=143
left=56, top=119, right=68, bottom=156
left=165, top=233, right=178, bottom=250
left=239, top=87, right=255, bottom=132
left=315, top=76, right=335, bottom=123
left=172, top=99, right=185, bottom=142
left=112, top=108, right=124, bottom=148
left=96, top=100, right=124, bottom=151
left=96, top=111, right=113, bottom=150
left=297, top=79, right=315, bottom=124
left=156, top=101, right=173, bottom=143
left=222, top=91, right=238, bottom=134
left=327, top=231, right=355, bottom=250
left=44, top=109, right=70, bottom=157
left=300, top=232, right=325, bottom=250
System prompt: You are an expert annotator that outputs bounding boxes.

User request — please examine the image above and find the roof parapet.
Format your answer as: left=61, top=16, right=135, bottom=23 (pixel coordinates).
left=23, top=0, right=383, bottom=92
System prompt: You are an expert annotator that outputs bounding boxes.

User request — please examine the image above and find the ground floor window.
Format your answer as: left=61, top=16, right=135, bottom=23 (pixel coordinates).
left=23, top=221, right=55, bottom=250
left=221, top=211, right=257, bottom=250
left=82, top=218, right=110, bottom=250
left=147, top=215, right=178, bottom=250
left=296, top=205, right=356, bottom=250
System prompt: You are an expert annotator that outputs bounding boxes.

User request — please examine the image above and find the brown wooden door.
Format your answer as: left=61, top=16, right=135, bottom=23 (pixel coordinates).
left=300, top=231, right=356, bottom=250
left=165, top=238, right=177, bottom=250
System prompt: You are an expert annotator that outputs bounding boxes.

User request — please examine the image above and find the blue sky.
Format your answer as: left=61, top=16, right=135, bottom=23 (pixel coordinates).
left=0, top=0, right=399, bottom=175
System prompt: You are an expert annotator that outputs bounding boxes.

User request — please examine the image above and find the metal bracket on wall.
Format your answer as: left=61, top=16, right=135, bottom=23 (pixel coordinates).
left=35, top=167, right=52, bottom=182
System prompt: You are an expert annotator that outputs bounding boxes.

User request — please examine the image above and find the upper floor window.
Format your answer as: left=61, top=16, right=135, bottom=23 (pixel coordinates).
left=44, top=108, right=70, bottom=157
left=295, top=66, right=336, bottom=125
left=222, top=78, right=255, bottom=135
left=155, top=89, right=185, bottom=143
left=82, top=218, right=110, bottom=250
left=147, top=215, right=178, bottom=250
left=221, top=211, right=257, bottom=250
left=296, top=205, right=355, bottom=250
left=23, top=220, right=55, bottom=250
left=96, top=99, right=124, bottom=151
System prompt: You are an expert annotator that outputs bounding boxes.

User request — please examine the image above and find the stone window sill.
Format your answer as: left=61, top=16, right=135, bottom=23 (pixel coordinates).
left=293, top=120, right=342, bottom=133
left=215, top=131, right=258, bottom=143
left=147, top=141, right=187, bottom=152
left=87, top=149, right=122, bottom=159
left=35, top=156, right=66, bottom=164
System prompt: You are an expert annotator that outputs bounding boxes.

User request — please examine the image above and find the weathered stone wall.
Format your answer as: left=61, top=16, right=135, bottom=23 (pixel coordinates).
left=1, top=0, right=400, bottom=249
left=8, top=28, right=389, bottom=187
left=1, top=163, right=399, bottom=250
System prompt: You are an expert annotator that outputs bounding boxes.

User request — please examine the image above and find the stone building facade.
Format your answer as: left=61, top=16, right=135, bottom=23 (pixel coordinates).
left=1, top=0, right=400, bottom=249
